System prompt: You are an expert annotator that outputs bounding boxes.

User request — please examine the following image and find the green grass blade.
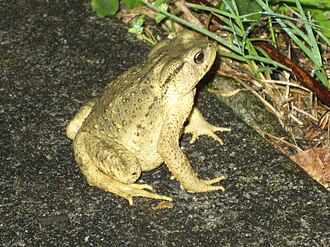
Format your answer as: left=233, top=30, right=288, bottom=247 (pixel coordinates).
left=143, top=1, right=241, bottom=53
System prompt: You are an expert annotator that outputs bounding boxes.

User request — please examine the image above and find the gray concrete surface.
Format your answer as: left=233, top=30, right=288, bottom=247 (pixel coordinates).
left=1, top=0, right=329, bottom=246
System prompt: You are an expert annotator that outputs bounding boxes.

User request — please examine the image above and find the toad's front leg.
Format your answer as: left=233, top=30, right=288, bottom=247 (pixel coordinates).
left=157, top=106, right=225, bottom=193
left=184, top=107, right=231, bottom=145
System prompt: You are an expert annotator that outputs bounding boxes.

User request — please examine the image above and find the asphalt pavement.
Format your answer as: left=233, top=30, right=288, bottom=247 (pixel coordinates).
left=1, top=1, right=329, bottom=246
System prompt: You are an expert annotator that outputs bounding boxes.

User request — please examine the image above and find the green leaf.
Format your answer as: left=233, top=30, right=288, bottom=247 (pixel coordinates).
left=154, top=0, right=170, bottom=5
left=223, top=0, right=262, bottom=21
left=155, top=13, right=166, bottom=23
left=269, top=0, right=330, bottom=10
left=155, top=3, right=168, bottom=23
left=239, top=0, right=262, bottom=20
left=312, top=10, right=330, bottom=38
left=128, top=15, right=145, bottom=34
left=91, top=0, right=119, bottom=18
left=123, top=0, right=144, bottom=9
left=144, top=1, right=240, bottom=53
left=315, top=70, right=330, bottom=89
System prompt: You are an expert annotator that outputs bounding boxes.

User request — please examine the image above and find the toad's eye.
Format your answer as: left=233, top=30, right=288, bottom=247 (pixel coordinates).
left=194, top=51, right=204, bottom=64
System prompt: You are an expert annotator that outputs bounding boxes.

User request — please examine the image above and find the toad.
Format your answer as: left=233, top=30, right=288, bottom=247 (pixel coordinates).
left=66, top=30, right=231, bottom=205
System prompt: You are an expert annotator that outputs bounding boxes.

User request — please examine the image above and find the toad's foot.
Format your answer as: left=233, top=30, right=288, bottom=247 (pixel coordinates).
left=184, top=108, right=231, bottom=145
left=85, top=171, right=172, bottom=206
left=183, top=175, right=226, bottom=193
left=119, top=183, right=173, bottom=206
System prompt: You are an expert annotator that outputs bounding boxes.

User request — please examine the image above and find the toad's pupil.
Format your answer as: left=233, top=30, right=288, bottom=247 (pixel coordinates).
left=194, top=52, right=204, bottom=63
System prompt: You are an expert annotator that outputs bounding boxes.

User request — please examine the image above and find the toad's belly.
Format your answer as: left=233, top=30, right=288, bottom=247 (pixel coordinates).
left=119, top=135, right=164, bottom=171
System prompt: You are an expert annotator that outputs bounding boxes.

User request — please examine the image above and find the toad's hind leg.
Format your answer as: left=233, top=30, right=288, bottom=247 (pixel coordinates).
left=73, top=132, right=172, bottom=205
left=66, top=98, right=97, bottom=140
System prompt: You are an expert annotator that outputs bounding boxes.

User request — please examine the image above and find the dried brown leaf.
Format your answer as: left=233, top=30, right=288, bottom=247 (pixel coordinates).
left=291, top=148, right=330, bottom=189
